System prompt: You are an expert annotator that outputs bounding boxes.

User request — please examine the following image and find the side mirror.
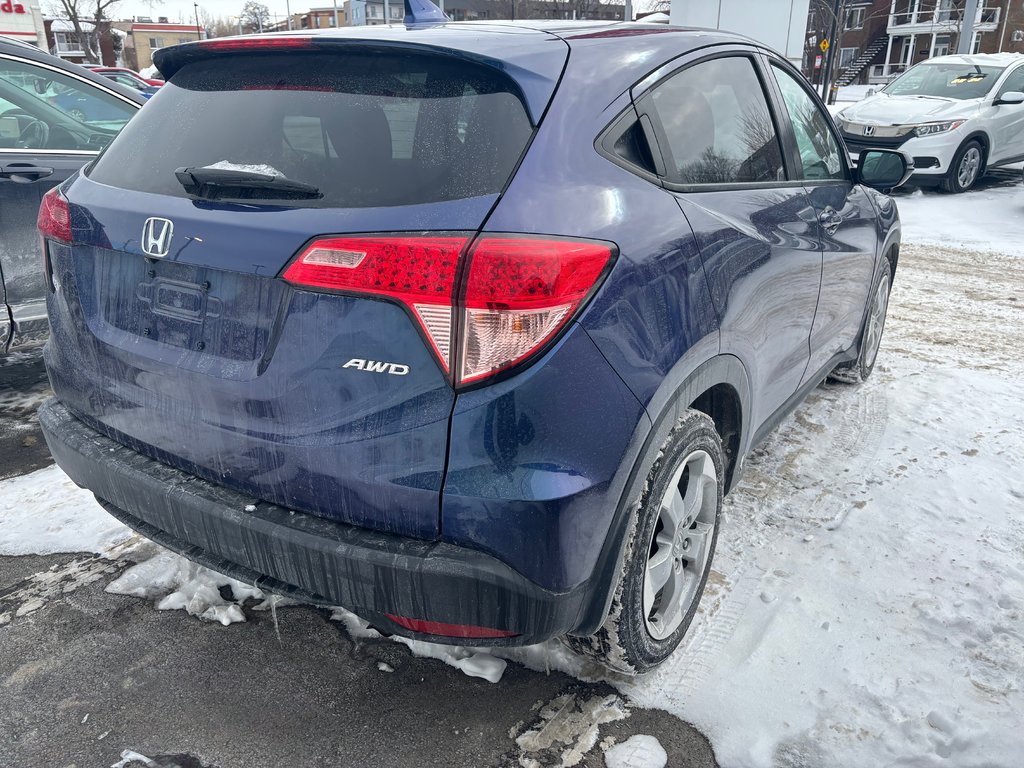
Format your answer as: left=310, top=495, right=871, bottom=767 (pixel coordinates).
left=994, top=90, right=1024, bottom=106
left=857, top=149, right=913, bottom=191
left=33, top=78, right=51, bottom=95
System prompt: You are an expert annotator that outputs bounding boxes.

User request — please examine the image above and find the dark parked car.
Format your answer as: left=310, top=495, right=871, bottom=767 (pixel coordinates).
left=0, top=36, right=143, bottom=355
left=93, top=67, right=162, bottom=98
left=37, top=18, right=907, bottom=673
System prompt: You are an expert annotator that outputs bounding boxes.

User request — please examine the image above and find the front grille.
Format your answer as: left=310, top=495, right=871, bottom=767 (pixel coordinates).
left=841, top=132, right=912, bottom=155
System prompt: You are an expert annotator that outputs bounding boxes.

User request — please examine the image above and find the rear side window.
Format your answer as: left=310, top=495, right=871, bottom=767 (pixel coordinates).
left=88, top=51, right=533, bottom=208
left=645, top=56, right=785, bottom=186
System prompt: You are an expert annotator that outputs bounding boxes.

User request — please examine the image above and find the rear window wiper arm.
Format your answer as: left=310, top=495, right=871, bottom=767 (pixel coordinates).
left=174, top=167, right=322, bottom=200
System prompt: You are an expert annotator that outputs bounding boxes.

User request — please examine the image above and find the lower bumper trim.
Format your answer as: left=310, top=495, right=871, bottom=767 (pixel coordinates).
left=39, top=398, right=589, bottom=645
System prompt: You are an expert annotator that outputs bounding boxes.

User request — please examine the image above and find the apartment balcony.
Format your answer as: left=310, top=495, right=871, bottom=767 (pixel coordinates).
left=887, top=5, right=999, bottom=35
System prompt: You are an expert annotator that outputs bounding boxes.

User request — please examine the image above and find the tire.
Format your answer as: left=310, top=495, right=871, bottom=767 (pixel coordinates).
left=829, top=258, right=892, bottom=384
left=563, top=410, right=724, bottom=674
left=940, top=139, right=983, bottom=193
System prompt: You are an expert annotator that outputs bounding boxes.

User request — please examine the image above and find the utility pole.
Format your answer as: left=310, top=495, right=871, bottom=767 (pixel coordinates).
left=286, top=0, right=292, bottom=30
left=193, top=2, right=202, bottom=39
left=956, top=0, right=980, bottom=54
left=819, top=0, right=843, bottom=102
left=384, top=0, right=391, bottom=24
left=333, top=0, right=339, bottom=27
left=624, top=0, right=631, bottom=21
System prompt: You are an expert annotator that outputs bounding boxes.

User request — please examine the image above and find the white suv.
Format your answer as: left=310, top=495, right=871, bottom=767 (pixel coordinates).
left=836, top=53, right=1024, bottom=192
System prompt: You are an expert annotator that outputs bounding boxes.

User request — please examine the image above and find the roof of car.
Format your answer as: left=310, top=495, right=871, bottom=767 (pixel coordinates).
left=0, top=36, right=148, bottom=104
left=919, top=52, right=1024, bottom=68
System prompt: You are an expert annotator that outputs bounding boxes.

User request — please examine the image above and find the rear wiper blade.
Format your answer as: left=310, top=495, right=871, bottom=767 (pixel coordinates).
left=174, top=167, right=322, bottom=200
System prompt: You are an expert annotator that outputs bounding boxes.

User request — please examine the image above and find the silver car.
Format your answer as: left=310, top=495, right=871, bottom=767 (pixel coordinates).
left=835, top=53, right=1024, bottom=193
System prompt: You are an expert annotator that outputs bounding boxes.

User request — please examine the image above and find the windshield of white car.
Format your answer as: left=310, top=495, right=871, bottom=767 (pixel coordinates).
left=883, top=63, right=1003, bottom=100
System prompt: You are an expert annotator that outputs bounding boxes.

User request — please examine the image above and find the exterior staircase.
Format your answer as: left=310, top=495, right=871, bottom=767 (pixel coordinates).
left=837, top=35, right=888, bottom=86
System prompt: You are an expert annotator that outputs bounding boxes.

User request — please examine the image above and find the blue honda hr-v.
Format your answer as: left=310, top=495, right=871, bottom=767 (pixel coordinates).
left=37, top=11, right=909, bottom=672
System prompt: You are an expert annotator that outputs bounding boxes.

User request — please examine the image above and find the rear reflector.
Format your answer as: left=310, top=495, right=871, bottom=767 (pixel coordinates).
left=385, top=613, right=519, bottom=639
left=38, top=186, right=72, bottom=244
left=282, top=234, right=614, bottom=386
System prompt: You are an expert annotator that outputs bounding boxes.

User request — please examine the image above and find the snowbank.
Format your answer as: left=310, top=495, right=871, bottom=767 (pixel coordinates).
left=0, top=465, right=131, bottom=556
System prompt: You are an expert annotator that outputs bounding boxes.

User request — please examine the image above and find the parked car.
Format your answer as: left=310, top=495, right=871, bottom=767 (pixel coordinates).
left=84, top=65, right=164, bottom=87
left=93, top=67, right=162, bottom=97
left=0, top=36, right=144, bottom=356
left=37, top=19, right=908, bottom=673
left=835, top=53, right=1024, bottom=192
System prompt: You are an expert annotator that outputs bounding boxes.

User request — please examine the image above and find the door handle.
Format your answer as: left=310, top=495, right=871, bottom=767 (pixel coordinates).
left=0, top=164, right=54, bottom=183
left=818, top=206, right=842, bottom=235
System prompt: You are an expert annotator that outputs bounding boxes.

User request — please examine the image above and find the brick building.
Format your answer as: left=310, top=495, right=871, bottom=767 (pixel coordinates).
left=806, top=1, right=1024, bottom=89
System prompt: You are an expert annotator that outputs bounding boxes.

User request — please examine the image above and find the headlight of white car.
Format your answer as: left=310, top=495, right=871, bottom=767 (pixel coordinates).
left=913, top=120, right=966, bottom=137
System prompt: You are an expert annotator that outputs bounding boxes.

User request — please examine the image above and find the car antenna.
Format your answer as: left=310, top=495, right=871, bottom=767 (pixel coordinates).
left=404, top=0, right=449, bottom=26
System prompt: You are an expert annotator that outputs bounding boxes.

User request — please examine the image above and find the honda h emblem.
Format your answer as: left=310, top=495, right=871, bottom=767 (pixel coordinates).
left=862, top=125, right=876, bottom=136
left=141, top=217, right=174, bottom=258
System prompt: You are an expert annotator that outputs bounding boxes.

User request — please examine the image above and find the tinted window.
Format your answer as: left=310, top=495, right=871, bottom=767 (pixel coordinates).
left=0, top=58, right=134, bottom=150
left=88, top=52, right=533, bottom=208
left=998, top=66, right=1024, bottom=96
left=648, top=56, right=784, bottom=185
left=772, top=64, right=845, bottom=181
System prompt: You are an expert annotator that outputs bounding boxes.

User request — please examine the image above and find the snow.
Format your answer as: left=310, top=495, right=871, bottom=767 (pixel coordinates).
left=2, top=178, right=1023, bottom=764
left=105, top=548, right=264, bottom=626
left=0, top=465, right=132, bottom=556
left=894, top=180, right=1024, bottom=256
left=604, top=735, right=668, bottom=768
left=203, top=161, right=284, bottom=177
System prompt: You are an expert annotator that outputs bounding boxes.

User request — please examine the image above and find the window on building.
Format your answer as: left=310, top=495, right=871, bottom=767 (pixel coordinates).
left=149, top=37, right=164, bottom=49
left=646, top=55, right=785, bottom=186
left=844, top=7, right=864, bottom=29
left=839, top=47, right=857, bottom=69
left=933, top=35, right=950, bottom=57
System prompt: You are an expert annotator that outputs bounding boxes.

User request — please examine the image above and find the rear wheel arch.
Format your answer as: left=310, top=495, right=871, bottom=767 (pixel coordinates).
left=573, top=354, right=751, bottom=635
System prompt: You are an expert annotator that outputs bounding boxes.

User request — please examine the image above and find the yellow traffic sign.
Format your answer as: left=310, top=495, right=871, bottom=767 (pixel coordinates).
left=820, top=39, right=830, bottom=52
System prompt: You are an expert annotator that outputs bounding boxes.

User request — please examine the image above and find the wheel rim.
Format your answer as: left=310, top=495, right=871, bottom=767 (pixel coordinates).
left=957, top=146, right=981, bottom=189
left=643, top=449, right=717, bottom=641
left=862, top=271, right=890, bottom=370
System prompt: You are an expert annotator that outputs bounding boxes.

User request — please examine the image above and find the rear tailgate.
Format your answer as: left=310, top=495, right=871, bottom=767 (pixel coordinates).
left=45, top=38, right=566, bottom=539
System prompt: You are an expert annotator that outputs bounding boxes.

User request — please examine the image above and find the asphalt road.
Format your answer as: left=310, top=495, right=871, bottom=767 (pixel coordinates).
left=0, top=356, right=718, bottom=768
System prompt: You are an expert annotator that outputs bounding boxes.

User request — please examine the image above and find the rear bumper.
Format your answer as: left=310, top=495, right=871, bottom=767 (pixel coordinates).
left=38, top=398, right=589, bottom=645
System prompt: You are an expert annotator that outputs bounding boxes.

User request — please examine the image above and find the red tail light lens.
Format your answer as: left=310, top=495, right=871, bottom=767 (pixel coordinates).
left=282, top=234, right=614, bottom=386
left=283, top=236, right=469, bottom=371
left=38, top=187, right=72, bottom=243
left=460, top=238, right=613, bottom=384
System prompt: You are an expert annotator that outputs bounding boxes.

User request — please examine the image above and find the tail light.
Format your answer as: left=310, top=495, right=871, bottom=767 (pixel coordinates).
left=38, top=187, right=72, bottom=243
left=282, top=233, right=614, bottom=387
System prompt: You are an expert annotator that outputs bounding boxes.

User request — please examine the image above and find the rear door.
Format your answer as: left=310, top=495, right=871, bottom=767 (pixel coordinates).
left=0, top=52, right=136, bottom=351
left=634, top=50, right=822, bottom=434
left=765, top=58, right=878, bottom=383
left=49, top=44, right=558, bottom=539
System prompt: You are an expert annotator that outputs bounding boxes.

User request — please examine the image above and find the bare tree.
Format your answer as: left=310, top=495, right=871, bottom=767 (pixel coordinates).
left=240, top=0, right=270, bottom=32
left=50, top=0, right=122, bottom=63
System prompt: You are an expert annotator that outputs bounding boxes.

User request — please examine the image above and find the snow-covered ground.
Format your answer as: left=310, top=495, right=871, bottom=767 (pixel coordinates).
left=2, top=185, right=1023, bottom=766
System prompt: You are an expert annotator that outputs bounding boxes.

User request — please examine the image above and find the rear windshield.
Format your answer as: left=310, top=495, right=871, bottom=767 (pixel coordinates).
left=88, top=51, right=534, bottom=207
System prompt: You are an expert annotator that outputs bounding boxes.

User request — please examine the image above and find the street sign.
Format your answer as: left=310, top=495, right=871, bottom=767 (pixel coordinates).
left=815, top=55, right=823, bottom=69
left=820, top=39, right=830, bottom=52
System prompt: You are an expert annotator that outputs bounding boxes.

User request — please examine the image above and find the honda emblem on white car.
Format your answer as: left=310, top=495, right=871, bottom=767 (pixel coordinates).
left=862, top=125, right=875, bottom=136
left=142, top=217, right=174, bottom=258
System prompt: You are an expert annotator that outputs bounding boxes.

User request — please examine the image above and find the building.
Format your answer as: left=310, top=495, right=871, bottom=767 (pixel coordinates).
left=116, top=20, right=203, bottom=70
left=44, top=19, right=124, bottom=66
left=806, top=1, right=1024, bottom=89
left=266, top=0, right=623, bottom=29
left=1, top=0, right=46, bottom=48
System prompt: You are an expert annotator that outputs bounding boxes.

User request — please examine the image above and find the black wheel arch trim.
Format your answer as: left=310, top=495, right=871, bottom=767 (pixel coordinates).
left=573, top=353, right=751, bottom=636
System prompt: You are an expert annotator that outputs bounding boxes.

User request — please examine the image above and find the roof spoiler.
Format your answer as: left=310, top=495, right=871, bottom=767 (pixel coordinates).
left=404, top=0, right=449, bottom=26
